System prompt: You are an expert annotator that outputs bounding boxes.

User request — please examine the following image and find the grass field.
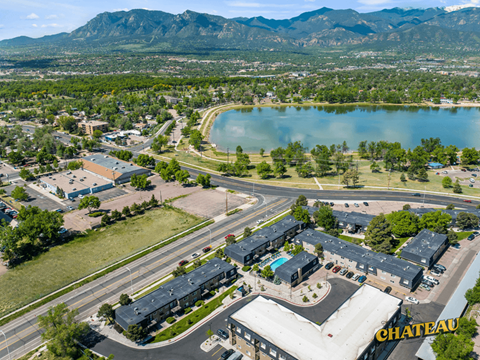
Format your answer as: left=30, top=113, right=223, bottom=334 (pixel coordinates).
left=0, top=207, right=202, bottom=317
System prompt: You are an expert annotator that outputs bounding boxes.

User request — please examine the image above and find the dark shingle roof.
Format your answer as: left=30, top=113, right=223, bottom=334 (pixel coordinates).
left=402, top=229, right=447, bottom=259
left=275, top=251, right=317, bottom=280
left=332, top=210, right=375, bottom=227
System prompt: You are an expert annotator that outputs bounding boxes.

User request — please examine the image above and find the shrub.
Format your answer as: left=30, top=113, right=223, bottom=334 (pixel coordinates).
left=225, top=257, right=231, bottom=263
left=302, top=295, right=309, bottom=303
left=184, top=307, right=192, bottom=314
left=210, top=290, right=215, bottom=296
left=195, top=300, right=204, bottom=307
left=312, top=293, right=318, bottom=299
left=316, top=283, right=322, bottom=289
left=242, top=266, right=251, bottom=272
left=166, top=317, right=176, bottom=324
left=231, top=279, right=237, bottom=284
left=88, top=211, right=103, bottom=218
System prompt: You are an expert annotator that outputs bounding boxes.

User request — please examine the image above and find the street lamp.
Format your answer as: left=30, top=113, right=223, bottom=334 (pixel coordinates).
left=125, top=267, right=133, bottom=295
left=208, top=227, right=212, bottom=247
left=0, top=330, right=10, bottom=360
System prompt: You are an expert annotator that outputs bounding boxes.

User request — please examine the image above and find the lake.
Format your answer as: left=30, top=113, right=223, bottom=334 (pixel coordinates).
left=209, top=105, right=480, bottom=152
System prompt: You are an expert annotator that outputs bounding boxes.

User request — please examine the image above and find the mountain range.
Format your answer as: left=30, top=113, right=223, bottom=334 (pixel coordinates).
left=2, top=6, right=480, bottom=52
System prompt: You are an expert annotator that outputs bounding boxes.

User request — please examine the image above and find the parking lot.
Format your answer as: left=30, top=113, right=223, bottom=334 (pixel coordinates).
left=438, top=168, right=480, bottom=188
left=2, top=182, right=64, bottom=212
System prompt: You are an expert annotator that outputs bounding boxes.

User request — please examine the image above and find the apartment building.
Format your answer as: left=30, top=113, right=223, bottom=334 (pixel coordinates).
left=80, top=120, right=108, bottom=135
left=401, top=229, right=448, bottom=268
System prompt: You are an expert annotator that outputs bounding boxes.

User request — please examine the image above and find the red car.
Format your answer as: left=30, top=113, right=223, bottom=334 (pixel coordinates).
left=178, top=260, right=188, bottom=267
left=202, top=246, right=211, bottom=253
left=464, top=200, right=472, bottom=203
left=225, top=234, right=235, bottom=239
left=332, top=266, right=341, bottom=273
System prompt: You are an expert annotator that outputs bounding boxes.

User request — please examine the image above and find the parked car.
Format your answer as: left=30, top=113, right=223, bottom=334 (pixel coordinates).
left=344, top=203, right=349, bottom=208
left=474, top=232, right=480, bottom=236
left=352, top=274, right=360, bottom=281
left=256, top=219, right=264, bottom=224
left=358, top=275, right=367, bottom=283
left=432, top=265, right=444, bottom=273
left=434, top=264, right=447, bottom=272
left=202, top=246, right=211, bottom=253
left=442, top=171, right=448, bottom=174
left=324, top=262, right=334, bottom=270
left=354, top=203, right=359, bottom=208
left=339, top=268, right=348, bottom=276
left=461, top=168, right=467, bottom=172
left=473, top=173, right=478, bottom=177
left=468, top=234, right=475, bottom=241
left=221, top=350, right=235, bottom=359
left=422, top=279, right=435, bottom=287
left=330, top=202, right=334, bottom=207
left=420, top=284, right=431, bottom=291
left=363, top=202, right=369, bottom=206
left=469, top=184, right=474, bottom=188
left=67, top=206, right=74, bottom=211
left=384, top=286, right=392, bottom=294
left=178, top=260, right=188, bottom=266
left=412, top=193, right=421, bottom=197
left=424, top=275, right=439, bottom=285
left=217, top=329, right=229, bottom=340
left=332, top=266, right=341, bottom=273
left=430, top=270, right=442, bottom=277
left=405, top=296, right=419, bottom=304
left=452, top=243, right=461, bottom=250
left=54, top=208, right=63, bottom=213
left=470, top=178, right=476, bottom=183
left=191, top=253, right=199, bottom=259
left=58, top=227, right=68, bottom=234
left=346, top=271, right=354, bottom=279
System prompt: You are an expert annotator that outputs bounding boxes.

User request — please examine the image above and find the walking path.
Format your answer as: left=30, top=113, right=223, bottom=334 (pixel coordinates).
left=314, top=177, right=323, bottom=190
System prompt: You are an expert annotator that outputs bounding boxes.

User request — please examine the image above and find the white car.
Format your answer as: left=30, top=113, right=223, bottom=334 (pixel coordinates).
left=424, top=275, right=439, bottom=285
left=78, top=194, right=84, bottom=199
left=256, top=219, right=264, bottom=224
left=430, top=271, right=442, bottom=277
left=352, top=274, right=360, bottom=281
left=405, top=296, right=419, bottom=304
left=191, top=253, right=199, bottom=259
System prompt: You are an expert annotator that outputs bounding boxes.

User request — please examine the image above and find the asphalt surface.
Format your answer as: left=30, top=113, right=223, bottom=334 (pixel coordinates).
left=87, top=278, right=359, bottom=360
left=0, top=124, right=477, bottom=360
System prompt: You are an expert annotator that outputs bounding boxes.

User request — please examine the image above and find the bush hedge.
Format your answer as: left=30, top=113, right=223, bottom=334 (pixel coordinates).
left=166, top=317, right=176, bottom=324
left=242, top=266, right=251, bottom=272
left=88, top=212, right=103, bottom=218
left=195, top=300, right=204, bottom=307
left=184, top=307, right=192, bottom=314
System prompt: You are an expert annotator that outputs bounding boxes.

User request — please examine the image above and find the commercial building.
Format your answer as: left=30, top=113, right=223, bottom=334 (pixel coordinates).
left=80, top=120, right=108, bottom=135
left=293, top=229, right=423, bottom=290
left=81, top=155, right=151, bottom=184
left=400, top=229, right=448, bottom=268
left=224, top=216, right=304, bottom=266
left=228, top=286, right=402, bottom=360
left=274, top=251, right=319, bottom=286
left=39, top=169, right=113, bottom=199
left=115, top=258, right=237, bottom=330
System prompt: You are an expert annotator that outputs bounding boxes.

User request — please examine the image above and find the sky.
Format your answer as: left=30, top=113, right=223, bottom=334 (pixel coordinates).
left=0, top=0, right=479, bottom=40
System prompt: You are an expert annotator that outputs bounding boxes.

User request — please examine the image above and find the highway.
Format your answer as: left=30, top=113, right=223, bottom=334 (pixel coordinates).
left=0, top=123, right=477, bottom=359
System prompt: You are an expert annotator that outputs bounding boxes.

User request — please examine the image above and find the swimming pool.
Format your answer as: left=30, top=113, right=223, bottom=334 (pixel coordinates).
left=270, top=257, right=288, bottom=272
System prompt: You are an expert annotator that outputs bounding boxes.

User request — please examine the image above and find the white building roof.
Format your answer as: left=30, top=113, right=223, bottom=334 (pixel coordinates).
left=230, top=286, right=402, bottom=360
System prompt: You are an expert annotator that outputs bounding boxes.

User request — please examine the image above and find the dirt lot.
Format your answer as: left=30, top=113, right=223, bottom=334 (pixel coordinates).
left=172, top=189, right=246, bottom=218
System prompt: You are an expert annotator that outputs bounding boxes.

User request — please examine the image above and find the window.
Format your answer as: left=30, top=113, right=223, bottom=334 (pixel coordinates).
left=246, top=351, right=251, bottom=356
left=193, top=291, right=197, bottom=296
left=359, top=264, right=364, bottom=269
left=246, top=342, right=252, bottom=347
left=349, top=259, right=353, bottom=263
left=261, top=342, right=266, bottom=350
left=382, top=270, right=386, bottom=274
left=245, top=332, right=251, bottom=341
left=381, top=277, right=385, bottom=280
left=371, top=345, right=376, bottom=353
left=368, top=266, right=374, bottom=272
left=237, top=345, right=241, bottom=349
left=279, top=354, right=286, bottom=360
left=391, top=274, right=396, bottom=278
left=236, top=327, right=242, bottom=334
left=341, top=256, right=344, bottom=259
left=270, top=349, right=277, bottom=357
left=421, top=258, right=427, bottom=263
left=403, top=279, right=409, bottom=285
left=390, top=280, right=394, bottom=283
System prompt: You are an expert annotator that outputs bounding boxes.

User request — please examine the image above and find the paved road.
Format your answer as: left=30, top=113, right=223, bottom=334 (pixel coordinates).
left=87, top=278, right=359, bottom=360
left=0, top=195, right=291, bottom=360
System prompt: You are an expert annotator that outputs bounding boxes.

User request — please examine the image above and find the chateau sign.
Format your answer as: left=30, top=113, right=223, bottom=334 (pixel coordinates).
left=375, top=318, right=459, bottom=342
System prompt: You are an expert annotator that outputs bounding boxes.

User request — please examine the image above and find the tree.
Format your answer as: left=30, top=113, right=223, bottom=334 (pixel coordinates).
left=446, top=204, right=455, bottom=210
left=189, top=129, right=204, bottom=150
left=196, top=173, right=211, bottom=188
left=283, top=241, right=291, bottom=252
left=110, top=150, right=133, bottom=162
left=111, top=209, right=122, bottom=221
left=442, top=176, right=453, bottom=188
left=341, top=169, right=360, bottom=188
left=364, top=214, right=393, bottom=253
left=386, top=211, right=419, bottom=238
left=456, top=317, right=477, bottom=338
left=101, top=214, right=111, bottom=226
left=461, top=147, right=480, bottom=165
left=416, top=168, right=429, bottom=182
left=456, top=212, right=479, bottom=230
left=274, top=162, right=287, bottom=178
left=98, top=303, right=115, bottom=322
left=78, top=195, right=101, bottom=214
left=119, top=294, right=132, bottom=306
left=92, top=129, right=103, bottom=139
left=151, top=134, right=168, bottom=153
left=291, top=244, right=304, bottom=256
left=419, top=211, right=452, bottom=232
left=130, top=174, right=151, bottom=190
left=453, top=180, right=462, bottom=194
left=290, top=195, right=308, bottom=214
left=130, top=202, right=142, bottom=215
left=122, top=206, right=131, bottom=217
left=135, top=154, right=155, bottom=168
left=256, top=161, right=273, bottom=179
left=313, top=206, right=336, bottom=230
left=8, top=151, right=24, bottom=164
left=259, top=148, right=265, bottom=157
left=447, top=229, right=458, bottom=244
left=431, top=333, right=474, bottom=360
left=37, top=303, right=89, bottom=359
left=225, top=234, right=236, bottom=246
left=403, top=204, right=411, bottom=210
left=244, top=227, right=252, bottom=238
left=214, top=248, right=224, bottom=259
left=400, top=173, right=406, bottom=182
left=314, top=243, right=324, bottom=258
left=11, top=186, right=28, bottom=201
left=124, top=324, right=146, bottom=342
left=293, top=206, right=311, bottom=225
left=149, top=194, right=159, bottom=207
left=154, top=161, right=168, bottom=174
left=175, top=169, right=190, bottom=185
left=261, top=265, right=274, bottom=279
left=172, top=266, right=186, bottom=277
left=19, top=168, right=33, bottom=180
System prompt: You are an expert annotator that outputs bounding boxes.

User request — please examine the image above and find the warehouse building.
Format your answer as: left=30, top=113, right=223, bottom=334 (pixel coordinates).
left=115, top=258, right=237, bottom=330
left=81, top=155, right=151, bottom=184
left=224, top=216, right=304, bottom=266
left=293, top=229, right=423, bottom=290
left=274, top=251, right=320, bottom=286
left=228, top=285, right=402, bottom=360
left=400, top=229, right=448, bottom=268
left=39, top=169, right=113, bottom=199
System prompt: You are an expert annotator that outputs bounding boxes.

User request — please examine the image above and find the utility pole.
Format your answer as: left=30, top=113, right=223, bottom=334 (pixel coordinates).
left=0, top=330, right=10, bottom=360
left=159, top=190, right=162, bottom=205
left=125, top=267, right=133, bottom=295
left=252, top=182, right=255, bottom=196
left=208, top=227, right=212, bottom=247
left=225, top=191, right=228, bottom=215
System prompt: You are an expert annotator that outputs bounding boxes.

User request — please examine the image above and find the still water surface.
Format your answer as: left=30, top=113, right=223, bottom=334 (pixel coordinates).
left=209, top=105, right=480, bottom=152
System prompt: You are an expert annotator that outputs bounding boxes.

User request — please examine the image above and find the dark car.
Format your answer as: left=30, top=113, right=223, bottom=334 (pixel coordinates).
left=324, top=262, right=334, bottom=270
left=221, top=349, right=235, bottom=359
left=330, top=202, right=334, bottom=206
left=432, top=265, right=444, bottom=273
left=202, top=246, right=211, bottom=253
left=332, top=266, right=341, bottom=273
left=434, top=264, right=447, bottom=272
left=358, top=275, right=367, bottom=283
left=422, top=279, right=434, bottom=287
left=384, top=286, right=392, bottom=294
left=217, top=329, right=229, bottom=340
left=344, top=203, right=349, bottom=208
left=346, top=271, right=354, bottom=279
left=468, top=234, right=475, bottom=241
left=412, top=193, right=421, bottom=197
left=178, top=260, right=188, bottom=267
left=363, top=202, right=369, bottom=206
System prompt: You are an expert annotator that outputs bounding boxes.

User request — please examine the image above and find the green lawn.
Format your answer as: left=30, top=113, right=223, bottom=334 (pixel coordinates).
left=457, top=231, right=475, bottom=240
left=391, top=237, right=411, bottom=254
left=152, top=285, right=237, bottom=343
left=0, top=208, right=202, bottom=317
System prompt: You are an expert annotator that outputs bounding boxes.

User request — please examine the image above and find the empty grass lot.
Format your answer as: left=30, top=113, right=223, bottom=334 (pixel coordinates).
left=0, top=207, right=202, bottom=317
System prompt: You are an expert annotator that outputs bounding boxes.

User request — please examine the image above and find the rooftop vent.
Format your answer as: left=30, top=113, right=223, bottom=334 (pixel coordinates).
left=151, top=299, right=155, bottom=302
left=116, top=162, right=119, bottom=164
left=104, top=155, right=109, bottom=158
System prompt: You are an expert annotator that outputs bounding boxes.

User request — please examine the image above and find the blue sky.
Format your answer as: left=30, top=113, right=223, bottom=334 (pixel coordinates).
left=0, top=0, right=478, bottom=40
